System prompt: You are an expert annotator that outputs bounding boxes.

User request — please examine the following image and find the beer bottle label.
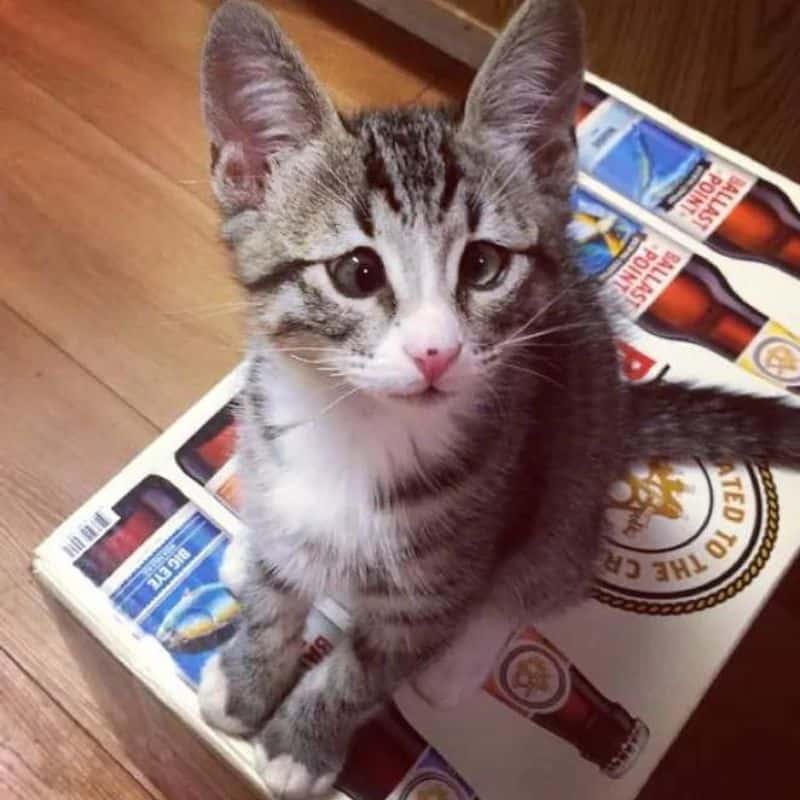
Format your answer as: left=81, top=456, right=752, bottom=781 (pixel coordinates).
left=484, top=627, right=571, bottom=717
left=571, top=188, right=690, bottom=318
left=736, top=320, right=800, bottom=393
left=70, top=477, right=239, bottom=686
left=577, top=97, right=756, bottom=241
left=205, top=457, right=240, bottom=513
left=386, top=747, right=478, bottom=800
left=176, top=402, right=241, bottom=512
left=301, top=597, right=351, bottom=669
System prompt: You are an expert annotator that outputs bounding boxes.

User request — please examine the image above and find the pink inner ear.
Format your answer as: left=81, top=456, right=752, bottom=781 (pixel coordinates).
left=201, top=1, right=335, bottom=212
left=222, top=151, right=257, bottom=185
left=205, top=43, right=320, bottom=164
left=213, top=141, right=267, bottom=212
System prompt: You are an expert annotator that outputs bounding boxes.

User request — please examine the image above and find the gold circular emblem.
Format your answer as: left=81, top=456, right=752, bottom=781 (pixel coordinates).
left=592, top=460, right=778, bottom=615
left=496, top=643, right=569, bottom=713
left=754, top=337, right=800, bottom=383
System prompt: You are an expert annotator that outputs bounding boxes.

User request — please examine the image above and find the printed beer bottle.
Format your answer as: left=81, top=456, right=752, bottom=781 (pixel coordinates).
left=571, top=188, right=800, bottom=394
left=74, top=476, right=184, bottom=584
left=576, top=81, right=800, bottom=277
left=176, top=403, right=240, bottom=511
left=485, top=626, right=649, bottom=778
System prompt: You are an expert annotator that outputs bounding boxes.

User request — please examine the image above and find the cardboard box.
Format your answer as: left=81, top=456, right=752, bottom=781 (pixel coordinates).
left=34, top=71, right=800, bottom=800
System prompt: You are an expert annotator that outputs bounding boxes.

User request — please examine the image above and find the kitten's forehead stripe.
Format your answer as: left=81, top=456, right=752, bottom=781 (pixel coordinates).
left=352, top=108, right=467, bottom=226
left=438, top=137, right=463, bottom=217
left=353, top=198, right=374, bottom=238
left=466, top=195, right=482, bottom=232
left=363, top=126, right=402, bottom=214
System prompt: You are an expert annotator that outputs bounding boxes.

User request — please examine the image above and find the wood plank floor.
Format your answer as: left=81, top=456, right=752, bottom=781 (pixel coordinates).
left=0, top=2, right=797, bottom=799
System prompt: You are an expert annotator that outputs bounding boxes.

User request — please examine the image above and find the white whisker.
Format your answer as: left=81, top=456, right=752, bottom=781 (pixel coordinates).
left=500, top=361, right=565, bottom=390
left=501, top=320, right=605, bottom=349
left=315, top=385, right=362, bottom=419
left=501, top=278, right=584, bottom=344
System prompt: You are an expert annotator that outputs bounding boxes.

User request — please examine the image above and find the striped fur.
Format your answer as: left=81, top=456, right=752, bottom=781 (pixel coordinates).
left=198, top=2, right=800, bottom=796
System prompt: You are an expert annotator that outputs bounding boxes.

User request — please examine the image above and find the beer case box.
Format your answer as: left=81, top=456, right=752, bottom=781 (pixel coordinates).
left=32, top=68, right=800, bottom=800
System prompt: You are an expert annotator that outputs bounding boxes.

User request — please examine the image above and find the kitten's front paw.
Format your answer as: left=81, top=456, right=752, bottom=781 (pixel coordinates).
left=255, top=716, right=341, bottom=799
left=198, top=653, right=262, bottom=737
left=254, top=751, right=337, bottom=800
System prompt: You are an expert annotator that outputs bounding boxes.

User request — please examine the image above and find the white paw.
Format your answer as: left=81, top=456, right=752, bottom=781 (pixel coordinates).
left=197, top=653, right=252, bottom=737
left=254, top=746, right=336, bottom=800
left=219, top=536, right=249, bottom=595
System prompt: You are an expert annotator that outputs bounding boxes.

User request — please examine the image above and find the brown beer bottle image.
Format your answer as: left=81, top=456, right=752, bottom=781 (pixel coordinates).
left=485, top=626, right=649, bottom=778
left=713, top=181, right=800, bottom=274
left=637, top=255, right=800, bottom=394
left=577, top=82, right=800, bottom=277
left=176, top=403, right=241, bottom=511
left=74, top=476, right=183, bottom=585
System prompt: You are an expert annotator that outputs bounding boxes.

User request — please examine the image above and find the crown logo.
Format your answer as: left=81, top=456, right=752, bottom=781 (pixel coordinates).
left=510, top=654, right=552, bottom=699
left=761, top=342, right=800, bottom=378
left=607, top=461, right=686, bottom=537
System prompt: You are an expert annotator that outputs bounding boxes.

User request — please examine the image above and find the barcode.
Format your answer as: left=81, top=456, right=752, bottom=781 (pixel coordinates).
left=62, top=508, right=120, bottom=561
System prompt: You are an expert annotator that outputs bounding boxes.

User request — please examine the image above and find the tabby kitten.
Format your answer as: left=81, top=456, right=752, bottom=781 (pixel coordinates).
left=197, top=1, right=800, bottom=796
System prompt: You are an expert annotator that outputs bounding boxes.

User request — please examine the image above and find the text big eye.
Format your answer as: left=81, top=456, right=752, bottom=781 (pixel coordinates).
left=327, top=248, right=387, bottom=298
left=459, top=241, right=511, bottom=290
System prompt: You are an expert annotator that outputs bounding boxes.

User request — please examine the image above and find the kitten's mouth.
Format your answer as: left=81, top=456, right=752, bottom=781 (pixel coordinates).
left=389, top=387, right=449, bottom=405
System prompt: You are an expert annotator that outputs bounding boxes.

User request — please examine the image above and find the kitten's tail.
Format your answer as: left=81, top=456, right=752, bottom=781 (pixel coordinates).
left=625, top=383, right=800, bottom=467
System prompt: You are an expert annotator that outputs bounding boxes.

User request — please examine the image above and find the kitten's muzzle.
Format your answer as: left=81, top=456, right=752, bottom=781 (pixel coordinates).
left=405, top=343, right=462, bottom=385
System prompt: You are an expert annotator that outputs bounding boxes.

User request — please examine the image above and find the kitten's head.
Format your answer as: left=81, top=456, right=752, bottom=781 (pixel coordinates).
left=202, top=0, right=584, bottom=409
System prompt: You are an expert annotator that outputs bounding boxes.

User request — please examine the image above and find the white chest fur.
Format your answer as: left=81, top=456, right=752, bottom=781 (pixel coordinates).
left=242, top=357, right=463, bottom=595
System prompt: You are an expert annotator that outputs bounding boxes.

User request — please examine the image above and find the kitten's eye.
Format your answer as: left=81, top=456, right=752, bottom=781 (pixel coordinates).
left=327, top=248, right=387, bottom=298
left=459, top=241, right=510, bottom=290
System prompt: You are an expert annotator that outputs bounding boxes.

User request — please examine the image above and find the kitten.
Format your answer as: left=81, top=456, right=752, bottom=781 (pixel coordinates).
left=196, top=1, right=800, bottom=796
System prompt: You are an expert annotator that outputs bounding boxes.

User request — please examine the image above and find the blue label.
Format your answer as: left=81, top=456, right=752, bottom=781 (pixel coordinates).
left=578, top=99, right=706, bottom=210
left=570, top=189, right=645, bottom=278
left=111, top=510, right=240, bottom=685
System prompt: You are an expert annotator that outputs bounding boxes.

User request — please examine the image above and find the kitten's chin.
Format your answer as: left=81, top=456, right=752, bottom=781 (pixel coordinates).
left=387, top=387, right=451, bottom=406
left=380, top=386, right=454, bottom=408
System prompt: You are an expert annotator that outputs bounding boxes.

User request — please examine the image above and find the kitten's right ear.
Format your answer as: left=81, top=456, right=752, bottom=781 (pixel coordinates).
left=462, top=0, right=584, bottom=183
left=201, top=0, right=339, bottom=214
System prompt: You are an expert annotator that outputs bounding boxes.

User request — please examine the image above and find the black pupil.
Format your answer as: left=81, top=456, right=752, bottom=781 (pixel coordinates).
left=468, top=246, right=496, bottom=283
left=354, top=257, right=382, bottom=293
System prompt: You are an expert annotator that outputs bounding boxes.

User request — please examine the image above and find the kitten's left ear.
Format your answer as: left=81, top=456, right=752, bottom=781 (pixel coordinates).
left=462, top=0, right=584, bottom=186
left=201, top=0, right=341, bottom=214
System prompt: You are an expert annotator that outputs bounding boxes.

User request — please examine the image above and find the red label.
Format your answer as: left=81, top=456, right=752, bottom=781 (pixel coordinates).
left=616, top=340, right=657, bottom=383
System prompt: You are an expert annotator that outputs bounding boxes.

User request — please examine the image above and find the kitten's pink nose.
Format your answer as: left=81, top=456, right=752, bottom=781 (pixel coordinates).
left=406, top=344, right=462, bottom=384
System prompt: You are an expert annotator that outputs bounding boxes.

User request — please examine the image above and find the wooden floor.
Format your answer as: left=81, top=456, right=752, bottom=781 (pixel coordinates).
left=0, top=1, right=798, bottom=798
